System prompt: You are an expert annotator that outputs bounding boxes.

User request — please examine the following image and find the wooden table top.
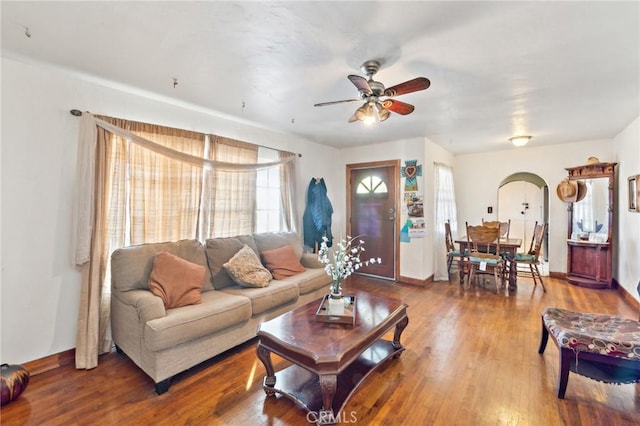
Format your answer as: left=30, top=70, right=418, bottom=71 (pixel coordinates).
left=257, top=291, right=408, bottom=369
left=455, top=237, right=522, bottom=248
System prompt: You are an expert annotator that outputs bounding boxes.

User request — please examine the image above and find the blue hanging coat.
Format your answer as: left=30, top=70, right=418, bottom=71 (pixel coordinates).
left=303, top=178, right=333, bottom=250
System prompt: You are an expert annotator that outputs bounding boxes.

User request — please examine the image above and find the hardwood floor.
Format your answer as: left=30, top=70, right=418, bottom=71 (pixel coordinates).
left=2, top=276, right=639, bottom=425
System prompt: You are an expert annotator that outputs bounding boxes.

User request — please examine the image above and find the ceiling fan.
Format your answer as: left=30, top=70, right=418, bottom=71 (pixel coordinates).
left=314, top=60, right=430, bottom=123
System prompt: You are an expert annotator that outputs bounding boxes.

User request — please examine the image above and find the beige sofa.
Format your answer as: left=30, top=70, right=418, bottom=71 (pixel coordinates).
left=110, top=232, right=330, bottom=394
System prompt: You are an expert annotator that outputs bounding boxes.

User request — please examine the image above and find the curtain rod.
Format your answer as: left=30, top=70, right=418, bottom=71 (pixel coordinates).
left=69, top=109, right=302, bottom=157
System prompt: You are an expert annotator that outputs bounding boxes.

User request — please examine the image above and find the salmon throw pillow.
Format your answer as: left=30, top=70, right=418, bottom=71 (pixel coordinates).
left=260, top=244, right=306, bottom=280
left=148, top=251, right=205, bottom=309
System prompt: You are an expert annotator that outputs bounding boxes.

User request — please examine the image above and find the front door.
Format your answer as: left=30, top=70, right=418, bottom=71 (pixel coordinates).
left=347, top=160, right=399, bottom=280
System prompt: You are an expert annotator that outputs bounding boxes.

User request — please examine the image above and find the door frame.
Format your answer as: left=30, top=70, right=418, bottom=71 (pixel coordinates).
left=346, top=159, right=401, bottom=281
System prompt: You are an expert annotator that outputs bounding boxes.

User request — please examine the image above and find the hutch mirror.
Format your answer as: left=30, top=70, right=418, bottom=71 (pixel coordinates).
left=565, top=162, right=617, bottom=289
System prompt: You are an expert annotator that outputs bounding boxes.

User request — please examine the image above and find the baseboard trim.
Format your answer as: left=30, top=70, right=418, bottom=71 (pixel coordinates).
left=617, top=284, right=640, bottom=313
left=549, top=271, right=566, bottom=280
left=397, top=274, right=432, bottom=287
left=23, top=348, right=75, bottom=376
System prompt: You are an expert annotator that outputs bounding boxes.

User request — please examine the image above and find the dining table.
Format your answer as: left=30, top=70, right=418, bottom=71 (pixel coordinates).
left=454, top=237, right=523, bottom=289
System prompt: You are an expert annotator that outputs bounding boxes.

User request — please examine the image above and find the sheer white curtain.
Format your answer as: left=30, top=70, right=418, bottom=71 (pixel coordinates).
left=434, top=162, right=458, bottom=281
left=573, top=180, right=595, bottom=234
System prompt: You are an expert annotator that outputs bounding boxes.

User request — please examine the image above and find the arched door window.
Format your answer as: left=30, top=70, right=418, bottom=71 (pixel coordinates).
left=356, top=175, right=388, bottom=196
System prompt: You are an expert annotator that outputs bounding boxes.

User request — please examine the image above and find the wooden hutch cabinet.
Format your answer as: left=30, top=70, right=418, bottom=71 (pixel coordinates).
left=565, top=162, right=617, bottom=289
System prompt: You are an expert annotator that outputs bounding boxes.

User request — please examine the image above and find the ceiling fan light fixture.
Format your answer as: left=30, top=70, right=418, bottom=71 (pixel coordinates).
left=509, top=135, right=532, bottom=147
left=376, top=103, right=390, bottom=122
left=354, top=104, right=368, bottom=121
left=363, top=102, right=376, bottom=125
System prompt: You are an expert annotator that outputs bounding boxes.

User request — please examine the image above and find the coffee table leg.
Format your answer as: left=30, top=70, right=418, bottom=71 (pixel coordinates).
left=318, top=374, right=337, bottom=425
left=392, top=316, right=409, bottom=357
left=257, top=343, right=276, bottom=396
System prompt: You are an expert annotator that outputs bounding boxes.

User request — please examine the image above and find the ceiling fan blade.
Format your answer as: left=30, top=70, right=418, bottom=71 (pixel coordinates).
left=348, top=114, right=359, bottom=123
left=383, top=77, right=430, bottom=97
left=314, top=98, right=360, bottom=107
left=382, top=99, right=415, bottom=115
left=348, top=75, right=372, bottom=94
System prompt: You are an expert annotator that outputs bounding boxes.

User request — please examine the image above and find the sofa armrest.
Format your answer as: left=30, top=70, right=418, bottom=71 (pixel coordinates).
left=113, top=289, right=166, bottom=323
left=300, top=252, right=325, bottom=269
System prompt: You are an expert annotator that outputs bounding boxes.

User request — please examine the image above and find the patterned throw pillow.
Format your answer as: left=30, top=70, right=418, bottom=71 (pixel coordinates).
left=260, top=244, right=306, bottom=280
left=223, top=244, right=272, bottom=288
left=148, top=251, right=205, bottom=309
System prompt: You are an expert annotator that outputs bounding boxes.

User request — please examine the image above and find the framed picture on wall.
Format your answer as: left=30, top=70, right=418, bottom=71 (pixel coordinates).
left=629, top=175, right=640, bottom=212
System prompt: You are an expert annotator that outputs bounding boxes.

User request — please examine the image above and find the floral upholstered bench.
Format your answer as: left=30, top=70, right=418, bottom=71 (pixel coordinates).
left=538, top=307, right=640, bottom=398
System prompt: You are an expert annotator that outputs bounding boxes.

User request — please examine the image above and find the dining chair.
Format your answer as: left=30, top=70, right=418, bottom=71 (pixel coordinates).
left=482, top=219, right=511, bottom=239
left=512, top=221, right=547, bottom=292
left=465, top=222, right=505, bottom=294
left=445, top=220, right=467, bottom=283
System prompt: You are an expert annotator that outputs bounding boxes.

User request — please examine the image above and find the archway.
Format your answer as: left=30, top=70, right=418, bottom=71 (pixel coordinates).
left=498, top=172, right=549, bottom=269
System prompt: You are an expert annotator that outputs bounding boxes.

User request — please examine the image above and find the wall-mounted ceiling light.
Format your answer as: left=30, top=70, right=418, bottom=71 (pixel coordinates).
left=509, top=135, right=532, bottom=147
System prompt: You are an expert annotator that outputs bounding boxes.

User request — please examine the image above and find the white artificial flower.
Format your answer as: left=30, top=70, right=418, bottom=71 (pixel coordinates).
left=317, top=235, right=382, bottom=294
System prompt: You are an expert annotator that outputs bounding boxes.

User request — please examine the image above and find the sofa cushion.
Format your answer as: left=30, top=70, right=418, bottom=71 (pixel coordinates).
left=220, top=280, right=299, bottom=315
left=284, top=268, right=331, bottom=295
left=205, top=235, right=259, bottom=290
left=111, top=239, right=213, bottom=292
left=223, top=244, right=272, bottom=288
left=253, top=232, right=303, bottom=259
left=144, top=290, right=252, bottom=352
left=148, top=251, right=205, bottom=309
left=260, top=244, right=306, bottom=280
left=300, top=252, right=325, bottom=269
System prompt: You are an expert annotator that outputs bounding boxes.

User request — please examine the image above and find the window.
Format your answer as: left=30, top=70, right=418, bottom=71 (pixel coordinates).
left=256, top=147, right=282, bottom=233
left=434, top=163, right=458, bottom=281
left=356, top=175, right=388, bottom=194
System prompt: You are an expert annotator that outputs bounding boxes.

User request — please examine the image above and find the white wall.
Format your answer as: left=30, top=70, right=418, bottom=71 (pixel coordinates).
left=0, top=57, right=338, bottom=364
left=614, top=116, right=640, bottom=302
left=454, top=140, right=615, bottom=275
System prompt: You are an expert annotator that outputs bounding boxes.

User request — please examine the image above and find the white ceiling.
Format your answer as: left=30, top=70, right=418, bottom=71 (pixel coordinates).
left=2, top=1, right=639, bottom=154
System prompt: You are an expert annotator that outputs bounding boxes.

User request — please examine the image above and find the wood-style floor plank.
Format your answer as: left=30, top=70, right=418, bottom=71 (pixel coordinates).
left=2, top=276, right=639, bottom=425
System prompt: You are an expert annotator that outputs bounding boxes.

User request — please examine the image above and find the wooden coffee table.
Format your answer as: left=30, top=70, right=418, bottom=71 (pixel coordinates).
left=256, top=291, right=409, bottom=425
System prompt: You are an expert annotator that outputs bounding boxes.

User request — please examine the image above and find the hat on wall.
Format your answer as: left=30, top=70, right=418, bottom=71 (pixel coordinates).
left=586, top=156, right=600, bottom=165
left=557, top=179, right=588, bottom=203
left=575, top=180, right=587, bottom=202
left=556, top=179, right=578, bottom=203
